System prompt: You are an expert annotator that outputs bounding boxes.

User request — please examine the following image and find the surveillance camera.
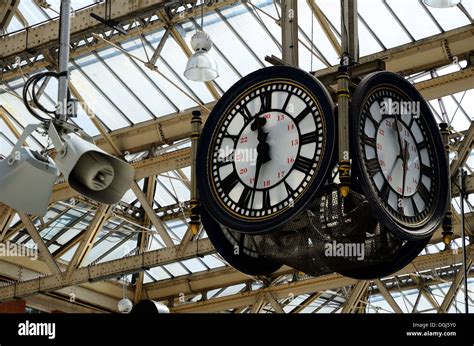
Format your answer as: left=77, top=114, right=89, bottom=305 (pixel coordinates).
left=0, top=148, right=59, bottom=216
left=117, top=298, right=133, bottom=313
left=52, top=131, right=135, bottom=204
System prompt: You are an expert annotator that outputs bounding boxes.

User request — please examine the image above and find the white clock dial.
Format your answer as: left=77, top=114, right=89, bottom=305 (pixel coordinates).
left=375, top=118, right=420, bottom=197
left=198, top=66, right=335, bottom=233
left=211, top=83, right=323, bottom=219
left=351, top=71, right=449, bottom=239
left=359, top=88, right=436, bottom=222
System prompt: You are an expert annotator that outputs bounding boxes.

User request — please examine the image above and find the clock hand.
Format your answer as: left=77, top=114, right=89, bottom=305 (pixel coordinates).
left=251, top=117, right=271, bottom=163
left=387, top=155, right=401, bottom=179
left=249, top=116, right=271, bottom=208
left=393, top=114, right=408, bottom=200
left=401, top=139, right=409, bottom=202
left=393, top=114, right=405, bottom=165
left=250, top=154, right=263, bottom=209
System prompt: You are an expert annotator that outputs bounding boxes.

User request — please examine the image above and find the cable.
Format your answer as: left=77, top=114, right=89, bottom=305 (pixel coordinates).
left=22, top=71, right=65, bottom=123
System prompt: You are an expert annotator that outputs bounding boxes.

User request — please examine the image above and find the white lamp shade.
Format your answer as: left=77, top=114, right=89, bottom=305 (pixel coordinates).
left=118, top=298, right=133, bottom=313
left=423, top=0, right=461, bottom=7
left=184, top=51, right=219, bottom=82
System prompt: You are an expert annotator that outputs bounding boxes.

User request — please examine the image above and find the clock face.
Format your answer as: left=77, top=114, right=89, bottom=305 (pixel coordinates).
left=352, top=72, right=448, bottom=239
left=198, top=66, right=335, bottom=233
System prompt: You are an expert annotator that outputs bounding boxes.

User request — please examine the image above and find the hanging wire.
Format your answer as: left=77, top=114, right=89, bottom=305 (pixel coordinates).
left=200, top=0, right=204, bottom=29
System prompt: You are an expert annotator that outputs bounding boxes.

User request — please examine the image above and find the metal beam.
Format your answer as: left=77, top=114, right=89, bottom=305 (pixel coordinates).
left=66, top=205, right=112, bottom=274
left=0, top=259, right=123, bottom=312
left=281, top=0, right=299, bottom=66
left=144, top=265, right=294, bottom=301
left=410, top=274, right=442, bottom=313
left=314, top=24, right=474, bottom=77
left=169, top=248, right=470, bottom=312
left=130, top=181, right=174, bottom=247
left=291, top=292, right=323, bottom=313
left=306, top=0, right=342, bottom=56
left=0, top=238, right=214, bottom=302
left=25, top=293, right=108, bottom=313
left=133, top=176, right=156, bottom=303
left=265, top=292, right=285, bottom=313
left=374, top=279, right=403, bottom=313
left=450, top=122, right=474, bottom=177
left=0, top=0, right=19, bottom=32
left=18, top=213, right=61, bottom=275
left=149, top=28, right=171, bottom=66
left=2, top=0, right=168, bottom=59
left=250, top=295, right=266, bottom=313
left=341, top=281, right=369, bottom=313
left=0, top=106, right=22, bottom=140
left=1, top=0, right=240, bottom=81
left=0, top=207, right=15, bottom=242
left=416, top=67, right=474, bottom=101
left=440, top=257, right=474, bottom=312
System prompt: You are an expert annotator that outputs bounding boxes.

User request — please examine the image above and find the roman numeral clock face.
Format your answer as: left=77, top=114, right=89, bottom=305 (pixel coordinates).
left=352, top=72, right=448, bottom=239
left=197, top=67, right=335, bottom=233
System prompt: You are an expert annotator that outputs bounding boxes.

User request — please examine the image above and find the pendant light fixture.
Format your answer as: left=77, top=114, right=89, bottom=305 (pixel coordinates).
left=184, top=1, right=219, bottom=82
left=423, top=0, right=461, bottom=8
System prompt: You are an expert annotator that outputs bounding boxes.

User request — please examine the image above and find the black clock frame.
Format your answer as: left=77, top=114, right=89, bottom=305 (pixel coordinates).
left=197, top=66, right=335, bottom=234
left=201, top=208, right=282, bottom=276
left=350, top=71, right=448, bottom=240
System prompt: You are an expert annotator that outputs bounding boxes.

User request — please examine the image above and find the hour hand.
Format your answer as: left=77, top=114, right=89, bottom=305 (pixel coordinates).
left=251, top=117, right=271, bottom=163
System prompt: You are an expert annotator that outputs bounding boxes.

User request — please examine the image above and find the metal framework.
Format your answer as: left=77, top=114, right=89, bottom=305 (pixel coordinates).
left=0, top=0, right=472, bottom=314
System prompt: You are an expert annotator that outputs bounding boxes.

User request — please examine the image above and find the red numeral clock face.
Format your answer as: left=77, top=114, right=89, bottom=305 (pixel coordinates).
left=197, top=66, right=335, bottom=233
left=351, top=72, right=449, bottom=240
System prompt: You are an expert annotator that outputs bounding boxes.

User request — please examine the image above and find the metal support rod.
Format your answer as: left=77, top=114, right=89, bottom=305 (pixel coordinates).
left=341, top=0, right=359, bottom=63
left=440, top=123, right=453, bottom=249
left=281, top=0, right=299, bottom=66
left=337, top=66, right=351, bottom=197
left=459, top=168, right=469, bottom=314
left=189, top=110, right=202, bottom=235
left=57, top=0, right=71, bottom=121
left=337, top=0, right=358, bottom=197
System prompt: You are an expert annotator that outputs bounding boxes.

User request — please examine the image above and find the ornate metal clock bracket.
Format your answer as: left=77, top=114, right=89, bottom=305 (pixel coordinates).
left=439, top=122, right=453, bottom=249
left=337, top=58, right=351, bottom=198
left=189, top=110, right=203, bottom=235
left=338, top=0, right=359, bottom=198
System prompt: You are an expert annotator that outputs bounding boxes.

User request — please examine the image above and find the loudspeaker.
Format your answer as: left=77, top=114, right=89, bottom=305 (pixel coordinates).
left=0, top=148, right=59, bottom=216
left=53, top=132, right=134, bottom=204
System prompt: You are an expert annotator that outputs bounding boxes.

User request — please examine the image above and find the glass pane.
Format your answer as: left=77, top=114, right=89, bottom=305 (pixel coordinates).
left=358, top=0, right=412, bottom=48
left=424, top=4, right=471, bottom=31
left=298, top=0, right=340, bottom=66
left=18, top=0, right=48, bottom=25
left=97, top=47, right=177, bottom=118
left=205, top=9, right=262, bottom=76
left=69, top=65, right=130, bottom=130
left=121, top=35, right=197, bottom=110
left=386, top=0, right=442, bottom=40
left=74, top=54, right=153, bottom=124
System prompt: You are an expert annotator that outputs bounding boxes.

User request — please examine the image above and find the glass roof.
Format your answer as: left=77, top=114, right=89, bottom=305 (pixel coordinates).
left=0, top=0, right=473, bottom=311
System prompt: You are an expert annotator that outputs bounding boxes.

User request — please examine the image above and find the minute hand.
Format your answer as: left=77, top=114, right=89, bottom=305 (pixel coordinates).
left=249, top=117, right=271, bottom=209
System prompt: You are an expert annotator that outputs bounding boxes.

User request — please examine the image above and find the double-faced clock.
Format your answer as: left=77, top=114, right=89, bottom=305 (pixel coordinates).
left=197, top=66, right=335, bottom=233
left=351, top=71, right=448, bottom=240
